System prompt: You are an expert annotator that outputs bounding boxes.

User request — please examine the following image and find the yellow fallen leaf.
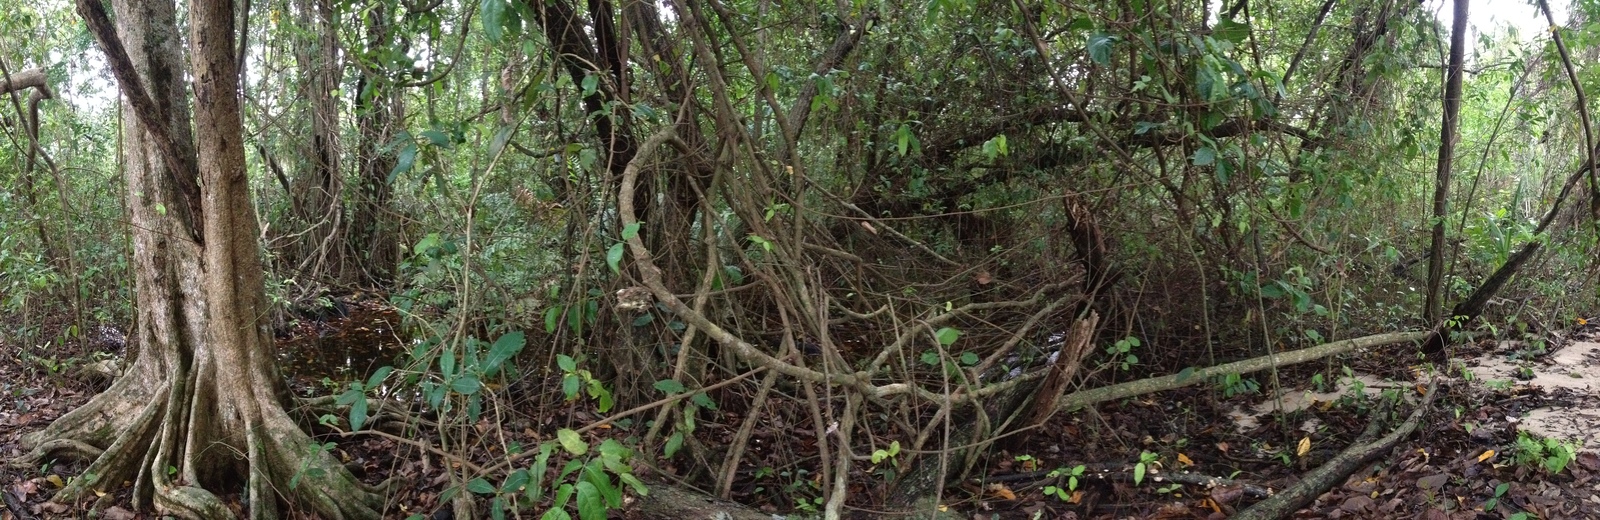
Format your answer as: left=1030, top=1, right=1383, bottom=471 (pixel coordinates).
left=46, top=474, right=64, bottom=488
left=937, top=504, right=948, bottom=512
left=1177, top=452, right=1193, bottom=466
left=1477, top=449, right=1496, bottom=463
left=1297, top=437, right=1311, bottom=457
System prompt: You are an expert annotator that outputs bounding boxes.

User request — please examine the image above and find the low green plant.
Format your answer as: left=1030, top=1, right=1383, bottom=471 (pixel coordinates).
left=1042, top=464, right=1087, bottom=501
left=433, top=431, right=647, bottom=520
left=1512, top=431, right=1576, bottom=474
left=1106, top=336, right=1141, bottom=371
left=1484, top=482, right=1509, bottom=512
left=1134, top=451, right=1159, bottom=485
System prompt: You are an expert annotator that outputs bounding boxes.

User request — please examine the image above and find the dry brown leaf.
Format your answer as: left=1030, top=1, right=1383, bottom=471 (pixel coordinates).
left=101, top=506, right=137, bottom=520
left=987, top=483, right=1017, bottom=500
left=1477, top=450, right=1496, bottom=463
left=1177, top=452, right=1193, bottom=466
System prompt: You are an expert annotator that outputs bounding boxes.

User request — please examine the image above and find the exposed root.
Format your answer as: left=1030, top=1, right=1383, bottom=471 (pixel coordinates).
left=19, top=373, right=392, bottom=519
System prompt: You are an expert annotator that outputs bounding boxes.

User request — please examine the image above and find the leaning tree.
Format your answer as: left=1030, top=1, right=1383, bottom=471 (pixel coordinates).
left=14, top=0, right=390, bottom=517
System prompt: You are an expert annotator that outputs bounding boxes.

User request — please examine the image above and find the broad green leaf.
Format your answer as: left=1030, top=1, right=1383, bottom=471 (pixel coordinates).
left=664, top=431, right=684, bottom=458
left=1214, top=18, right=1250, bottom=44
left=1175, top=367, right=1196, bottom=384
left=621, top=222, right=641, bottom=240
left=365, top=366, right=394, bottom=390
left=558, top=428, right=588, bottom=455
left=387, top=142, right=418, bottom=183
left=452, top=375, right=482, bottom=395
left=1192, top=147, right=1216, bottom=166
left=1087, top=33, right=1116, bottom=64
left=545, top=306, right=561, bottom=334
left=619, top=473, right=649, bottom=495
left=467, top=477, right=496, bottom=495
left=557, top=354, right=577, bottom=372
left=483, top=331, right=526, bottom=374
left=653, top=379, right=685, bottom=394
left=349, top=397, right=368, bottom=431
left=421, top=129, right=450, bottom=147
left=481, top=0, right=506, bottom=42
left=690, top=392, right=717, bottom=410
left=575, top=481, right=604, bottom=520
left=935, top=327, right=961, bottom=346
left=606, top=243, right=624, bottom=273
left=501, top=469, right=530, bottom=493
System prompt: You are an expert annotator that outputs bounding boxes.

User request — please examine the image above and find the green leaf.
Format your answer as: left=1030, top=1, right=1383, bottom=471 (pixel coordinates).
left=557, top=354, right=577, bottom=372
left=545, top=306, right=562, bottom=334
left=935, top=327, right=961, bottom=346
left=388, top=142, right=418, bottom=183
left=335, top=388, right=364, bottom=406
left=421, top=129, right=451, bottom=148
left=348, top=397, right=369, bottom=431
left=1087, top=33, right=1116, bottom=64
left=481, top=0, right=506, bottom=42
left=365, top=366, right=394, bottom=390
left=575, top=481, right=604, bottom=520
left=540, top=507, right=572, bottom=520
left=483, top=331, right=526, bottom=374
left=1175, top=366, right=1196, bottom=384
left=1192, top=146, right=1216, bottom=166
left=690, top=392, right=717, bottom=410
left=581, top=74, right=599, bottom=96
left=619, top=473, right=649, bottom=495
left=1214, top=18, right=1250, bottom=44
left=1134, top=462, right=1147, bottom=485
left=664, top=431, right=684, bottom=458
left=653, top=379, right=686, bottom=394
left=452, top=375, right=482, bottom=395
left=959, top=352, right=980, bottom=365
left=501, top=469, right=530, bottom=493
left=558, top=428, right=588, bottom=455
left=467, top=477, right=496, bottom=495
left=489, top=125, right=514, bottom=157
left=621, top=222, right=641, bottom=240
left=606, top=243, right=625, bottom=274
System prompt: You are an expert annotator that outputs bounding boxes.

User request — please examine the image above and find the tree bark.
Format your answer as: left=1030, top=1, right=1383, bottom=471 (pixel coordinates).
left=1424, top=0, right=1468, bottom=326
left=19, top=0, right=390, bottom=517
left=347, top=2, right=402, bottom=288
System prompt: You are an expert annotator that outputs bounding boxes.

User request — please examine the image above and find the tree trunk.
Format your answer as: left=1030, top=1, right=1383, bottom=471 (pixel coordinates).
left=20, top=0, right=389, bottom=517
left=347, top=3, right=402, bottom=288
left=285, top=0, right=345, bottom=284
left=1423, top=0, right=1467, bottom=326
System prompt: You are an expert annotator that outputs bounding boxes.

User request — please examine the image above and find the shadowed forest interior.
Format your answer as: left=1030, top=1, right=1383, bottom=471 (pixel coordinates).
left=5, top=0, right=1600, bottom=518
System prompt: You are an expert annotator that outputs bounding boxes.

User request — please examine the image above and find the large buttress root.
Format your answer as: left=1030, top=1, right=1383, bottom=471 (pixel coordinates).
left=16, top=365, right=390, bottom=519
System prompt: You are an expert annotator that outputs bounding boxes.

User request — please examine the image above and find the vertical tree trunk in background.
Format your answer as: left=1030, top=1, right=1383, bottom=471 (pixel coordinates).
left=1424, top=0, right=1468, bottom=326
left=288, top=0, right=345, bottom=283
left=348, top=3, right=402, bottom=288
left=23, top=0, right=388, bottom=516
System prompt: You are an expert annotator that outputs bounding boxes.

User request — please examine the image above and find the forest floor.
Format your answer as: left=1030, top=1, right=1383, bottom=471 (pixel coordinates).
left=3, top=309, right=1600, bottom=519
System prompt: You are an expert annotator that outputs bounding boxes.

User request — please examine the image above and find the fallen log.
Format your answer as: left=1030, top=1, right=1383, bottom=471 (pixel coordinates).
left=1230, top=379, right=1438, bottom=520
left=622, top=483, right=772, bottom=520
left=1054, top=331, right=1428, bottom=412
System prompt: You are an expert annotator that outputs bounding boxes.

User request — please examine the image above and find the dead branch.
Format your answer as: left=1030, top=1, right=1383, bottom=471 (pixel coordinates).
left=1231, top=379, right=1438, bottom=520
left=1055, top=331, right=1429, bottom=412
